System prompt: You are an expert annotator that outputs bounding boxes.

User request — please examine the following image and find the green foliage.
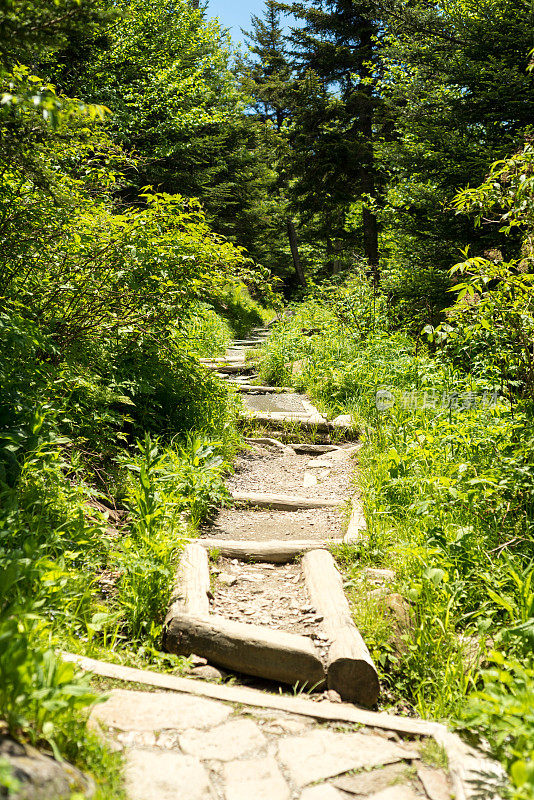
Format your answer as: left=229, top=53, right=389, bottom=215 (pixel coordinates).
left=438, top=144, right=534, bottom=398
left=260, top=269, right=534, bottom=790
left=176, top=303, right=233, bottom=357
left=209, top=282, right=271, bottom=339
left=460, top=653, right=534, bottom=800
left=115, top=433, right=229, bottom=644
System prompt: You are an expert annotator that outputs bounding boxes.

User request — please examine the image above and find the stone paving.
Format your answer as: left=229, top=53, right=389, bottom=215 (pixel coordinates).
left=90, top=689, right=452, bottom=800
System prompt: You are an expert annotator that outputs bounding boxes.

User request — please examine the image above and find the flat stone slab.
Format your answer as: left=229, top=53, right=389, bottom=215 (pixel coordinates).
left=417, top=764, right=453, bottom=800
left=368, top=786, right=423, bottom=800
left=179, top=718, right=266, bottom=761
left=125, top=750, right=214, bottom=800
left=332, top=762, right=411, bottom=795
left=223, top=756, right=290, bottom=800
left=243, top=393, right=314, bottom=414
left=300, top=785, right=348, bottom=800
left=277, top=729, right=419, bottom=788
left=90, top=689, right=230, bottom=733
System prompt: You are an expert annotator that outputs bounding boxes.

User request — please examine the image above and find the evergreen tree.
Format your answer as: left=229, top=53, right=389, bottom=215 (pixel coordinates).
left=283, top=0, right=383, bottom=280
left=44, top=0, right=275, bottom=267
left=240, top=0, right=293, bottom=132
left=375, top=0, right=534, bottom=326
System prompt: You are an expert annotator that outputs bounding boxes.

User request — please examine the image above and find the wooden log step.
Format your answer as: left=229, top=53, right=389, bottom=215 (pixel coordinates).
left=165, top=544, right=211, bottom=624
left=230, top=490, right=340, bottom=510
left=242, top=410, right=350, bottom=433
left=289, top=443, right=342, bottom=454
left=343, top=497, right=367, bottom=544
left=205, top=363, right=257, bottom=374
left=163, top=612, right=326, bottom=689
left=302, top=549, right=379, bottom=708
left=199, top=356, right=245, bottom=364
left=229, top=384, right=294, bottom=393
left=230, top=339, right=263, bottom=346
left=198, top=538, right=344, bottom=563
left=244, top=436, right=293, bottom=452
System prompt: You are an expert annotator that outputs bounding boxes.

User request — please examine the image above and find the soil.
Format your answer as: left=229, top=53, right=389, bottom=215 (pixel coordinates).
left=203, top=507, right=344, bottom=541
left=225, top=441, right=354, bottom=500
left=210, top=558, right=330, bottom=663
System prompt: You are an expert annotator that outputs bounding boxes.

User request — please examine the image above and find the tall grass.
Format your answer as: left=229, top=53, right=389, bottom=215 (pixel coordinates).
left=260, top=276, right=534, bottom=798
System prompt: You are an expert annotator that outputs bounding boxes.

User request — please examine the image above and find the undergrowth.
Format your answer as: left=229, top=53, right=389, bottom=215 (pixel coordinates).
left=0, top=302, right=245, bottom=796
left=259, top=274, right=534, bottom=798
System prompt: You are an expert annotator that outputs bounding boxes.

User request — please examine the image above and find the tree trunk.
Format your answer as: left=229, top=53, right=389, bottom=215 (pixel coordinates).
left=287, top=220, right=307, bottom=289
left=358, top=26, right=380, bottom=285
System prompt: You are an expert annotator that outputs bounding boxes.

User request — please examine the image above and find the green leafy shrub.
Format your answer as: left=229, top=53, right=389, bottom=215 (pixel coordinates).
left=460, top=652, right=534, bottom=800
left=210, top=282, right=271, bottom=338
left=115, top=433, right=230, bottom=644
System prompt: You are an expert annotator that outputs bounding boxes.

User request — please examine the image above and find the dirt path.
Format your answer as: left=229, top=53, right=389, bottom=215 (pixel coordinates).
left=82, top=331, right=501, bottom=800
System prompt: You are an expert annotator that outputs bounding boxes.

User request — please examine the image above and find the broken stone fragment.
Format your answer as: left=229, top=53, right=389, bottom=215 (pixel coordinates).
left=189, top=665, right=224, bottom=681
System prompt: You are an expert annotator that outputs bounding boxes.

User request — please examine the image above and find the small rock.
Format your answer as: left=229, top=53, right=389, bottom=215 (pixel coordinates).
left=325, top=690, right=342, bottom=703
left=190, top=654, right=208, bottom=667
left=379, top=593, right=415, bottom=655
left=332, top=413, right=354, bottom=427
left=157, top=731, right=181, bottom=749
left=189, top=665, right=223, bottom=681
left=117, top=731, right=157, bottom=748
left=219, top=573, right=238, bottom=587
left=291, top=359, right=307, bottom=377
left=0, top=735, right=95, bottom=800
left=364, top=567, right=396, bottom=583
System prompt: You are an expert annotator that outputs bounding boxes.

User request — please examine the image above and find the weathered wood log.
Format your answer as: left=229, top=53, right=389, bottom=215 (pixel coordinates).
left=244, top=436, right=292, bottom=451
left=199, top=538, right=343, bottom=563
left=63, top=651, right=446, bottom=736
left=163, top=613, right=325, bottom=689
left=343, top=496, right=367, bottom=543
left=241, top=410, right=355, bottom=434
left=302, top=549, right=379, bottom=707
left=290, top=443, right=342, bottom=454
left=203, top=362, right=256, bottom=374
left=231, top=490, right=340, bottom=510
left=199, top=356, right=245, bottom=364
left=230, top=384, right=294, bottom=393
left=165, top=544, right=211, bottom=625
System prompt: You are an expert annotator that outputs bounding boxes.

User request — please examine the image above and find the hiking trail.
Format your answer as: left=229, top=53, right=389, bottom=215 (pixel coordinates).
left=67, top=327, right=503, bottom=800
